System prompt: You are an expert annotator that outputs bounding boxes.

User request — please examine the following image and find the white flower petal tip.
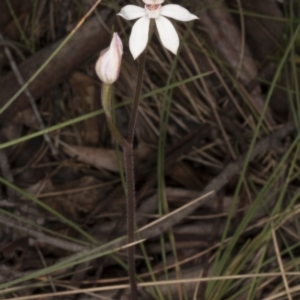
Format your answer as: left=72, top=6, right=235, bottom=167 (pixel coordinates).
left=95, top=33, right=123, bottom=84
left=143, top=0, right=165, bottom=4
left=117, top=5, right=146, bottom=20
left=156, top=16, right=179, bottom=55
left=129, top=16, right=150, bottom=59
left=160, top=5, right=199, bottom=22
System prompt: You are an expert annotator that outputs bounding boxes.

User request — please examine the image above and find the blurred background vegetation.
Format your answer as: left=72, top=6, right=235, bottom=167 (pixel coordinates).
left=0, top=0, right=300, bottom=299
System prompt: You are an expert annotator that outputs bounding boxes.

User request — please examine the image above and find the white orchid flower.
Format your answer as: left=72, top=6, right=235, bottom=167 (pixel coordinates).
left=95, top=33, right=123, bottom=84
left=118, top=0, right=198, bottom=59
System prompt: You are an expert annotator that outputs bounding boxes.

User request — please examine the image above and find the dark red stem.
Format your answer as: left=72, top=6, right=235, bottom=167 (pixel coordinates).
left=124, top=48, right=147, bottom=299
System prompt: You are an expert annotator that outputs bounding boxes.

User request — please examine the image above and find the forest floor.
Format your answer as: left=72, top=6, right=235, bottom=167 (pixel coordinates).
left=0, top=0, right=300, bottom=299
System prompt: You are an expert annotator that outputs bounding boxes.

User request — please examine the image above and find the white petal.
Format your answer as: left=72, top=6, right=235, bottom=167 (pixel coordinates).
left=155, top=16, right=179, bottom=55
left=160, top=4, right=199, bottom=21
left=117, top=5, right=146, bottom=20
left=129, top=16, right=150, bottom=60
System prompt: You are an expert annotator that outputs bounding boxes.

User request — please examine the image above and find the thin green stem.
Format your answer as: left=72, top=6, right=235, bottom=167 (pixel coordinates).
left=101, top=84, right=128, bottom=148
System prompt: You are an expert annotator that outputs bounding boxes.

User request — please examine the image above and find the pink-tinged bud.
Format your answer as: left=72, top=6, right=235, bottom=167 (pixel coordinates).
left=143, top=0, right=164, bottom=4
left=95, top=33, right=123, bottom=84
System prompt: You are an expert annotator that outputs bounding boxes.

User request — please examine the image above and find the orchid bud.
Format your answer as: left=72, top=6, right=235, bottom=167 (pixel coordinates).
left=143, top=0, right=164, bottom=4
left=95, top=33, right=123, bottom=84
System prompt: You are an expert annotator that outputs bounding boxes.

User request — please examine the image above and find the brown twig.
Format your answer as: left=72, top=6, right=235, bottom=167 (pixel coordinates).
left=0, top=214, right=87, bottom=252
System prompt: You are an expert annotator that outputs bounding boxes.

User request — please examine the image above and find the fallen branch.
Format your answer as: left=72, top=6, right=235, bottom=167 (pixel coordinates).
left=0, top=8, right=113, bottom=123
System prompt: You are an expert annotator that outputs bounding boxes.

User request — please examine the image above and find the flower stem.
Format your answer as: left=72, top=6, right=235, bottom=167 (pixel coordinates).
left=127, top=19, right=154, bottom=143
left=123, top=145, right=137, bottom=299
left=124, top=48, right=148, bottom=300
left=127, top=49, right=147, bottom=143
left=101, top=84, right=128, bottom=148
left=101, top=34, right=151, bottom=299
